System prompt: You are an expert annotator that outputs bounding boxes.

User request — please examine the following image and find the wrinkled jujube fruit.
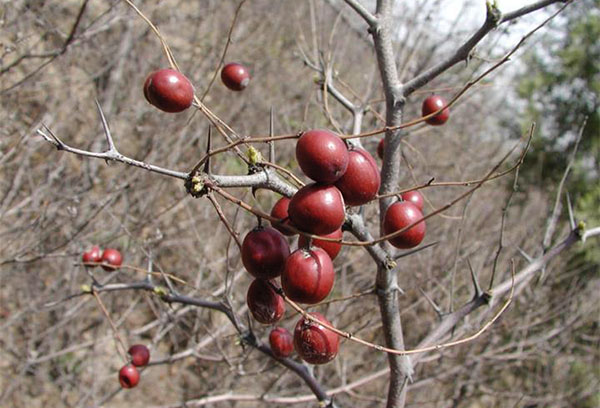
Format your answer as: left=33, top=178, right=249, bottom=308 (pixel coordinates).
left=401, top=190, right=424, bottom=212
left=298, top=228, right=343, bottom=260
left=334, top=148, right=381, bottom=206
left=269, top=327, right=294, bottom=358
left=118, top=364, right=140, bottom=389
left=281, top=247, right=334, bottom=304
left=128, top=344, right=150, bottom=367
left=221, top=62, right=250, bottom=91
left=295, top=129, right=349, bottom=184
left=246, top=279, right=285, bottom=324
left=241, top=226, right=290, bottom=279
left=143, top=69, right=194, bottom=113
left=82, top=245, right=102, bottom=267
left=270, top=197, right=295, bottom=236
left=101, top=248, right=123, bottom=271
left=422, top=94, right=450, bottom=126
left=383, top=201, right=426, bottom=249
left=288, top=183, right=345, bottom=235
left=294, top=312, right=339, bottom=365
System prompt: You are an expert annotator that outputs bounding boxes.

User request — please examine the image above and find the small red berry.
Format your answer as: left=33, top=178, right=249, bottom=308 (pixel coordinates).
left=288, top=183, right=346, bottom=235
left=422, top=95, right=450, bottom=126
left=298, top=228, right=343, bottom=260
left=383, top=201, right=426, bottom=249
left=128, top=344, right=150, bottom=367
left=401, top=190, right=424, bottom=212
left=82, top=245, right=102, bottom=267
left=241, top=226, right=290, bottom=279
left=281, top=247, right=335, bottom=304
left=246, top=279, right=285, bottom=324
left=101, top=248, right=123, bottom=271
left=118, top=364, right=140, bottom=389
left=143, top=69, right=194, bottom=113
left=334, top=148, right=381, bottom=206
left=294, top=312, right=339, bottom=365
left=269, top=327, right=294, bottom=358
left=221, top=62, right=250, bottom=91
left=270, top=197, right=295, bottom=236
left=295, top=129, right=349, bottom=183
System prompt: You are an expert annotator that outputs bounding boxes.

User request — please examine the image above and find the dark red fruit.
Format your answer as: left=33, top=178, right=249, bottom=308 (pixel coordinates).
left=246, top=279, right=285, bottom=324
left=118, top=364, right=140, bottom=389
left=270, top=197, right=295, bottom=236
left=377, top=138, right=384, bottom=159
left=269, top=327, right=294, bottom=358
left=221, top=62, right=250, bottom=91
left=241, top=226, right=290, bottom=279
left=335, top=148, right=380, bottom=206
left=128, top=344, right=150, bottom=367
left=383, top=201, right=426, bottom=249
left=296, top=129, right=349, bottom=183
left=281, top=247, right=334, bottom=304
left=143, top=69, right=194, bottom=113
left=294, top=312, right=339, bottom=365
left=401, top=190, right=424, bottom=212
left=298, top=228, right=343, bottom=260
left=82, top=245, right=102, bottom=267
left=288, top=183, right=345, bottom=235
left=101, top=248, right=123, bottom=271
left=422, top=94, right=450, bottom=126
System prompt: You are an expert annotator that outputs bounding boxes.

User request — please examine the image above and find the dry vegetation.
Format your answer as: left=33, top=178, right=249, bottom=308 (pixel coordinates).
left=0, top=1, right=598, bottom=408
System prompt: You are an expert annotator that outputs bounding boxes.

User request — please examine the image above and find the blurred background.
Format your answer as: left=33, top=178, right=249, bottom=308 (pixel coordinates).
left=0, top=1, right=597, bottom=407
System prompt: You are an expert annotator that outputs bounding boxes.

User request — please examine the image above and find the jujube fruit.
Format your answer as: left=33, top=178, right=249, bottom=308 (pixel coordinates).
left=401, top=190, right=424, bottom=212
left=288, top=183, right=345, bottom=235
left=118, top=364, right=140, bottom=389
left=270, top=197, right=295, bottom=236
left=269, top=327, right=294, bottom=358
left=221, top=62, right=250, bottom=91
left=294, top=312, right=339, bottom=364
left=421, top=94, right=450, bottom=126
left=128, top=344, right=150, bottom=367
left=82, top=245, right=102, bottom=267
left=281, top=247, right=334, bottom=304
left=296, top=129, right=349, bottom=183
left=334, top=148, right=380, bottom=206
left=101, top=248, right=123, bottom=271
left=143, top=69, right=194, bottom=113
left=298, top=228, right=343, bottom=260
left=241, top=226, right=290, bottom=279
left=246, top=279, right=285, bottom=324
left=383, top=201, right=426, bottom=248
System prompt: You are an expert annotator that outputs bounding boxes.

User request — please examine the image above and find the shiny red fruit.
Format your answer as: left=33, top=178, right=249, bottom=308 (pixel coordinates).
left=101, top=248, right=123, bottom=271
left=221, top=62, right=250, bottom=91
left=82, top=245, right=102, bottom=267
left=269, top=327, right=294, bottom=358
left=294, top=312, right=339, bottom=365
left=335, top=148, right=380, bottom=206
left=296, top=129, right=349, bottom=183
left=270, top=197, right=295, bottom=236
left=401, top=190, right=424, bottom=212
left=118, top=364, right=140, bottom=389
left=422, top=95, right=450, bottom=126
left=246, top=279, right=285, bottom=324
left=281, top=247, right=334, bottom=304
left=298, top=228, right=343, bottom=260
left=383, top=201, right=426, bottom=249
left=128, top=344, right=150, bottom=367
left=143, top=69, right=194, bottom=113
left=241, top=226, right=290, bottom=279
left=377, top=138, right=384, bottom=159
left=288, top=183, right=345, bottom=235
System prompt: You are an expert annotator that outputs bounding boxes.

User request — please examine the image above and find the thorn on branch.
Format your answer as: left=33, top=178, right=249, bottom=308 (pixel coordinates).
left=467, top=258, right=483, bottom=299
left=418, top=287, right=443, bottom=318
left=516, top=247, right=533, bottom=263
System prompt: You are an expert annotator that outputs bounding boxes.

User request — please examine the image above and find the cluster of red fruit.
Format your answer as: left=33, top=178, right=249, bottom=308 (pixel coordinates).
left=142, top=63, right=250, bottom=113
left=82, top=246, right=123, bottom=270
left=118, top=344, right=151, bottom=389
